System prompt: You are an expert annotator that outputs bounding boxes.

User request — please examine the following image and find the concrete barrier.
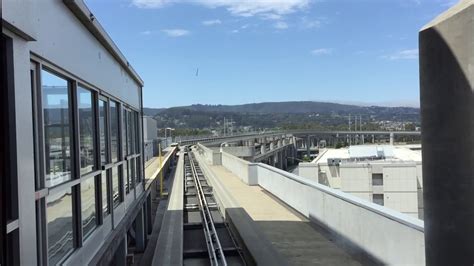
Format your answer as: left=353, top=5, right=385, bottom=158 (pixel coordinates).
left=221, top=151, right=258, bottom=185
left=196, top=143, right=221, bottom=165
left=256, top=163, right=425, bottom=265
left=219, top=151, right=425, bottom=265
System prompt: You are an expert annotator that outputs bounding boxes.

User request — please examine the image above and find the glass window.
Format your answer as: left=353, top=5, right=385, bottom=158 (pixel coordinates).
left=46, top=188, right=74, bottom=265
left=99, top=100, right=108, bottom=165
left=136, top=157, right=141, bottom=184
left=112, top=166, right=121, bottom=207
left=124, top=161, right=129, bottom=194
left=81, top=177, right=97, bottom=238
left=127, top=110, right=133, bottom=155
left=101, top=171, right=109, bottom=216
left=373, top=194, right=384, bottom=206
left=77, top=87, right=96, bottom=175
left=122, top=109, right=128, bottom=157
left=130, top=159, right=135, bottom=189
left=372, top=173, right=383, bottom=186
left=41, top=70, right=72, bottom=187
left=110, top=101, right=119, bottom=163
left=131, top=111, right=137, bottom=155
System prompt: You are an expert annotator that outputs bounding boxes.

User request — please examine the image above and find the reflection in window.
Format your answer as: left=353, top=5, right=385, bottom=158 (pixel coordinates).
left=124, top=162, right=129, bottom=194
left=122, top=109, right=127, bottom=158
left=136, top=157, right=141, bottom=184
left=99, top=100, right=107, bottom=165
left=47, top=188, right=74, bottom=265
left=77, top=87, right=95, bottom=175
left=101, top=171, right=109, bottom=216
left=112, top=166, right=120, bottom=207
left=127, top=110, right=132, bottom=156
left=110, top=101, right=119, bottom=163
left=42, top=70, right=72, bottom=187
left=130, top=159, right=136, bottom=188
left=81, top=177, right=97, bottom=238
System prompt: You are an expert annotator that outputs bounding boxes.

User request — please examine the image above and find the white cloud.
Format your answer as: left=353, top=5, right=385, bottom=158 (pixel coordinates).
left=301, top=18, right=321, bottom=29
left=382, top=49, right=418, bottom=60
left=274, top=21, right=288, bottom=29
left=261, top=13, right=283, bottom=20
left=132, top=0, right=172, bottom=8
left=311, top=48, right=333, bottom=56
left=231, top=29, right=239, bottom=33
left=202, top=19, right=222, bottom=26
left=140, top=30, right=153, bottom=35
left=161, top=29, right=190, bottom=37
left=131, top=0, right=310, bottom=19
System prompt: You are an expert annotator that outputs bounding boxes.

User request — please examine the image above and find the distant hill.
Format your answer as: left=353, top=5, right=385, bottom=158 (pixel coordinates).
left=145, top=101, right=420, bottom=131
left=143, top=107, right=165, bottom=117
left=145, top=101, right=419, bottom=115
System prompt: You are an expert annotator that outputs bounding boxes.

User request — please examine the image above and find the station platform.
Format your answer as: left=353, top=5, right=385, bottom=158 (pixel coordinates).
left=205, top=164, right=363, bottom=266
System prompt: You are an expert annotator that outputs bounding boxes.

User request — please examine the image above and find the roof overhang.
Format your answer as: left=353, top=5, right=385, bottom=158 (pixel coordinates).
left=63, top=0, right=144, bottom=87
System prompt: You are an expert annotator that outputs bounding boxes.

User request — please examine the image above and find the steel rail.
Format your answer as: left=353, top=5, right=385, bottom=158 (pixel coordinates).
left=187, top=153, right=227, bottom=266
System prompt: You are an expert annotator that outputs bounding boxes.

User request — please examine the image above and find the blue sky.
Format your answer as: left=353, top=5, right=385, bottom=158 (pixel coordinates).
left=85, top=0, right=457, bottom=108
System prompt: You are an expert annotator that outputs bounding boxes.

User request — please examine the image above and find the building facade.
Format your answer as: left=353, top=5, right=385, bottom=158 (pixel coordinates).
left=2, top=0, right=148, bottom=265
left=143, top=116, right=157, bottom=161
left=299, top=145, right=423, bottom=219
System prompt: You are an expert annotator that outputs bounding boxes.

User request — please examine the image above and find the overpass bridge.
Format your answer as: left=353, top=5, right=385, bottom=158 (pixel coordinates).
left=178, top=130, right=421, bottom=146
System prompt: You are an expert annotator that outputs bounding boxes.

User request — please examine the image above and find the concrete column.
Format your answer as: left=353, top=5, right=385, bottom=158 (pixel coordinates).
left=270, top=142, right=274, bottom=150
left=111, top=235, right=127, bottom=266
left=419, top=2, right=474, bottom=265
left=248, top=138, right=255, bottom=146
left=135, top=208, right=146, bottom=252
left=260, top=144, right=265, bottom=155
left=361, top=134, right=365, bottom=144
left=389, top=132, right=394, bottom=145
left=277, top=151, right=281, bottom=169
left=306, top=135, right=311, bottom=157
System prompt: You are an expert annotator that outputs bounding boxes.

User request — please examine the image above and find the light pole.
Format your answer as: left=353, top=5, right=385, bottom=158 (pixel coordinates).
left=164, top=127, right=174, bottom=147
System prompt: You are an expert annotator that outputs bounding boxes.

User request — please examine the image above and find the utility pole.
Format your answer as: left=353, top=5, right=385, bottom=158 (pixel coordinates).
left=355, top=115, right=357, bottom=132
left=349, top=114, right=351, bottom=131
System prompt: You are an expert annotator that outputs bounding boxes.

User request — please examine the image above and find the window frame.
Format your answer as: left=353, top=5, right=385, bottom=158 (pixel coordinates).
left=30, top=54, right=143, bottom=265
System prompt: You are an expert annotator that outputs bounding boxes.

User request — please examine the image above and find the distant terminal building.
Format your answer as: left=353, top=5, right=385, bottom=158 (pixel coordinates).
left=299, top=145, right=423, bottom=219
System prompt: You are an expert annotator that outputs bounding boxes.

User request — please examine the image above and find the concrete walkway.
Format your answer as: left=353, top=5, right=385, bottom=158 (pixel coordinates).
left=208, top=165, right=362, bottom=266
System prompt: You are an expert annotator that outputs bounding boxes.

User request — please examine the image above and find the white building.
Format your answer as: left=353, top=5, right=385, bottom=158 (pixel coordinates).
left=143, top=116, right=158, bottom=142
left=143, top=116, right=158, bottom=161
left=299, top=145, right=423, bottom=219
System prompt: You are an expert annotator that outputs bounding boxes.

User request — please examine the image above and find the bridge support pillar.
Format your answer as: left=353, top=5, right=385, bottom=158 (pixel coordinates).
left=420, top=2, right=474, bottom=265
left=306, top=136, right=311, bottom=158
left=389, top=132, right=394, bottom=145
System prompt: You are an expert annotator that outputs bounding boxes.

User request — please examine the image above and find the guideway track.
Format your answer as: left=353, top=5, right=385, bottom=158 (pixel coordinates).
left=183, top=151, right=245, bottom=266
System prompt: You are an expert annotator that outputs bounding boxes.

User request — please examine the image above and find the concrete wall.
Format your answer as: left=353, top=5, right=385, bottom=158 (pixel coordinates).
left=255, top=164, right=425, bottom=265
left=5, top=0, right=141, bottom=108
left=297, top=163, right=319, bottom=182
left=221, top=151, right=258, bottom=185
left=196, top=143, right=221, bottom=165
left=220, top=146, right=256, bottom=158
